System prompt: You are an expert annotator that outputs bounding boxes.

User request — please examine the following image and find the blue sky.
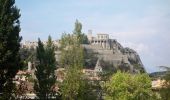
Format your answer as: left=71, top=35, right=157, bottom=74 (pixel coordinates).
left=16, top=0, right=170, bottom=73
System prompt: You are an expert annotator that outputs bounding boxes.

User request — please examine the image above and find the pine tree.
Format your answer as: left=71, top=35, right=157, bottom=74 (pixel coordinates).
left=0, top=0, right=22, bottom=99
left=34, top=36, right=56, bottom=99
left=73, top=20, right=82, bottom=37
left=34, top=38, right=46, bottom=99
left=45, top=36, right=56, bottom=98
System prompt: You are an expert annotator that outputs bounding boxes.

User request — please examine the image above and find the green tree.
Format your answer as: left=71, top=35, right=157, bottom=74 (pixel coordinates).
left=73, top=20, right=89, bottom=44
left=159, top=66, right=170, bottom=100
left=60, top=33, right=84, bottom=100
left=60, top=33, right=96, bottom=100
left=81, top=33, right=89, bottom=44
left=0, top=0, right=22, bottom=99
left=34, top=36, right=56, bottom=99
left=19, top=47, right=36, bottom=70
left=103, top=71, right=158, bottom=100
left=84, top=48, right=98, bottom=69
left=59, top=20, right=100, bottom=99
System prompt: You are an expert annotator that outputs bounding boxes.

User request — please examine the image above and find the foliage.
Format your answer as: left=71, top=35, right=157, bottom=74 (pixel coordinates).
left=60, top=33, right=84, bottom=100
left=59, top=33, right=79, bottom=67
left=103, top=71, right=158, bottom=100
left=0, top=0, right=22, bottom=99
left=19, top=47, right=36, bottom=70
left=100, top=70, right=114, bottom=82
left=59, top=20, right=101, bottom=99
left=34, top=36, right=57, bottom=99
left=73, top=19, right=89, bottom=44
left=99, top=60, right=117, bottom=82
left=20, top=47, right=36, bottom=62
left=84, top=48, right=98, bottom=69
left=60, top=25, right=97, bottom=99
left=159, top=66, right=170, bottom=100
left=81, top=33, right=89, bottom=44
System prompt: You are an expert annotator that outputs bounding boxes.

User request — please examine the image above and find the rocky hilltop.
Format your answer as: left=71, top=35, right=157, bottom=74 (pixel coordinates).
left=21, top=31, right=145, bottom=73
left=83, top=31, right=145, bottom=73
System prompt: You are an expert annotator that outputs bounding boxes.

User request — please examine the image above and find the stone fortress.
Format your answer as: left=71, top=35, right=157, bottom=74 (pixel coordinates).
left=83, top=30, right=145, bottom=73
left=21, top=30, right=145, bottom=73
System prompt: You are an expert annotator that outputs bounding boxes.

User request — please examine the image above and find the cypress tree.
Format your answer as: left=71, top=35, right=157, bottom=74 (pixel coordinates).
left=73, top=20, right=89, bottom=44
left=34, top=36, right=56, bottom=99
left=0, top=0, right=22, bottom=99
left=45, top=36, right=56, bottom=98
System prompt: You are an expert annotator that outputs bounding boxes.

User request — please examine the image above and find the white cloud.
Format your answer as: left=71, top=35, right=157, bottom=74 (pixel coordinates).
left=121, top=42, right=149, bottom=54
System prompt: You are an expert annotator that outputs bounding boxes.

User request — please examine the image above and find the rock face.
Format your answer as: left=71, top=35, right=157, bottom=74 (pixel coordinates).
left=84, top=32, right=145, bottom=73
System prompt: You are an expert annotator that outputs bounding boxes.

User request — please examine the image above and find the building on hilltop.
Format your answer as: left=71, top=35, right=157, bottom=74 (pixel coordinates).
left=21, top=30, right=145, bottom=74
left=87, top=30, right=111, bottom=49
left=85, top=30, right=145, bottom=73
left=21, top=41, right=38, bottom=49
left=21, top=40, right=60, bottom=49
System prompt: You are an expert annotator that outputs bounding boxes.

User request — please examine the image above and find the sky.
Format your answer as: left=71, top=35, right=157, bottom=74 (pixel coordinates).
left=15, top=0, right=170, bottom=73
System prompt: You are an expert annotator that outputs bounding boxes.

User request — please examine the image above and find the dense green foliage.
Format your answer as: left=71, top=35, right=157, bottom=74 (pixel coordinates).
left=0, top=0, right=22, bottom=99
left=34, top=36, right=57, bottom=99
left=103, top=71, right=158, bottom=100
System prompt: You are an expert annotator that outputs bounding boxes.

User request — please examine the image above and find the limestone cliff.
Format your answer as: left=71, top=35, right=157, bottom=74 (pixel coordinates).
left=84, top=33, right=145, bottom=73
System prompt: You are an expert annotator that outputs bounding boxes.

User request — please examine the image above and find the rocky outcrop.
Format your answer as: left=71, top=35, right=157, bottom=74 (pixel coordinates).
left=21, top=33, right=145, bottom=73
left=83, top=38, right=145, bottom=73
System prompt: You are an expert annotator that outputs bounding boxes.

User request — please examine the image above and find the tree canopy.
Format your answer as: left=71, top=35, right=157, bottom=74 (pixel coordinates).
left=59, top=20, right=96, bottom=99
left=34, top=36, right=57, bottom=99
left=159, top=66, right=170, bottom=100
left=103, top=71, right=158, bottom=100
left=0, top=0, right=22, bottom=99
left=73, top=20, right=89, bottom=44
left=60, top=33, right=85, bottom=100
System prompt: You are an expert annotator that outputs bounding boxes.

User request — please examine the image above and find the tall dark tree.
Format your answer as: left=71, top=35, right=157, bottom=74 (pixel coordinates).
left=34, top=38, right=46, bottom=99
left=0, top=0, right=22, bottom=99
left=45, top=36, right=56, bottom=98
left=34, top=36, right=57, bottom=99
